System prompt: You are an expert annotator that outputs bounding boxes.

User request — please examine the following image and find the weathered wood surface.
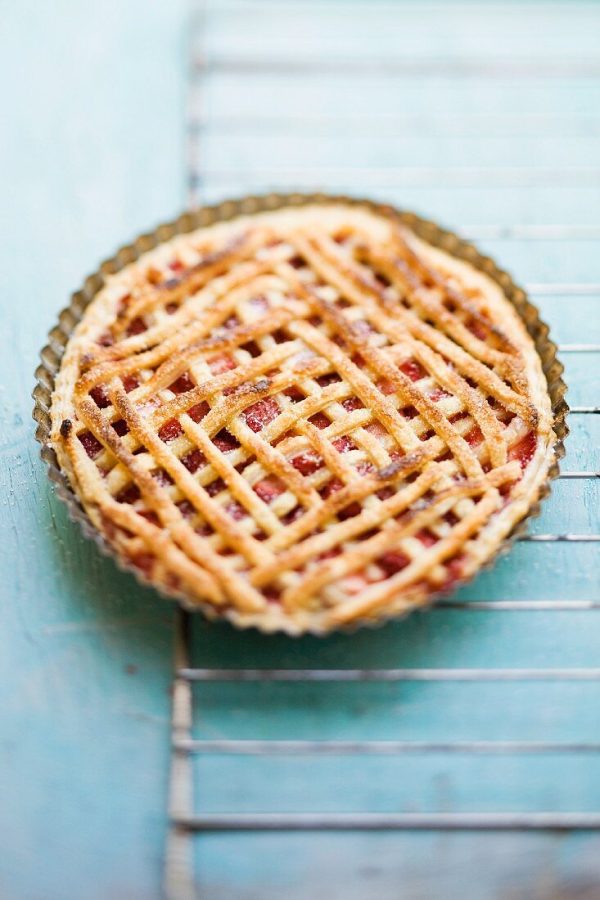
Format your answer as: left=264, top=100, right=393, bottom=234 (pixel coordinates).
left=1, top=2, right=186, bottom=898
left=1, top=1, right=599, bottom=898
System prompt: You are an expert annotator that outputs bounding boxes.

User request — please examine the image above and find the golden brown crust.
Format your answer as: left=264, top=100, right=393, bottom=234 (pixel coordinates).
left=50, top=203, right=556, bottom=633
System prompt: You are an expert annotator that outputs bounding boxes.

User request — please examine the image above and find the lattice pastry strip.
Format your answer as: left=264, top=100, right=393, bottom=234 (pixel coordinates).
left=51, top=203, right=555, bottom=633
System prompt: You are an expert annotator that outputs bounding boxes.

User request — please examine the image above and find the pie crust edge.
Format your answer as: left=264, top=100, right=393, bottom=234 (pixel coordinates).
left=45, top=199, right=563, bottom=635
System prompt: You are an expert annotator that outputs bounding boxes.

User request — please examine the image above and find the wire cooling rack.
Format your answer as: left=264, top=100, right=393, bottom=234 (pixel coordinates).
left=165, top=3, right=600, bottom=896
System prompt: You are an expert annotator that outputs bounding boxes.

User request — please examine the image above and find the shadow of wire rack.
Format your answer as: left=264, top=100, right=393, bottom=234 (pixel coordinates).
left=164, top=2, right=600, bottom=897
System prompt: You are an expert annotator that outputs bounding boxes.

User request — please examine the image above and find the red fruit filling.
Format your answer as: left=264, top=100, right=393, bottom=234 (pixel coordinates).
left=176, top=500, right=195, bottom=519
left=138, top=510, right=160, bottom=527
left=466, top=317, right=489, bottom=341
left=152, top=469, right=173, bottom=487
left=115, top=484, right=141, bottom=505
left=89, top=385, right=110, bottom=408
left=264, top=587, right=282, bottom=603
left=378, top=550, right=410, bottom=576
left=130, top=553, right=154, bottom=576
left=318, top=547, right=342, bottom=561
left=465, top=425, right=483, bottom=447
left=309, top=412, right=330, bottom=430
left=122, top=374, right=139, bottom=393
left=225, top=501, right=246, bottom=521
left=443, top=510, right=460, bottom=527
left=242, top=341, right=262, bottom=358
left=78, top=430, right=103, bottom=459
left=342, top=397, right=363, bottom=412
left=284, top=386, right=305, bottom=403
left=158, top=418, right=183, bottom=442
left=400, top=405, right=418, bottom=419
left=206, top=478, right=225, bottom=497
left=213, top=430, right=240, bottom=452
left=320, top=477, right=343, bottom=499
left=509, top=431, right=537, bottom=470
left=188, top=401, right=209, bottom=423
left=254, top=476, right=285, bottom=503
left=338, top=502, right=361, bottom=521
left=332, top=436, right=356, bottom=453
left=291, top=452, right=323, bottom=476
left=440, top=555, right=466, bottom=592
left=400, top=359, right=427, bottom=382
left=244, top=397, right=280, bottom=432
left=126, top=317, right=147, bottom=337
left=317, top=373, right=342, bottom=388
left=416, top=528, right=438, bottom=548
left=181, top=448, right=205, bottom=473
left=112, top=419, right=129, bottom=437
left=282, top=505, right=304, bottom=524
left=169, top=372, right=195, bottom=394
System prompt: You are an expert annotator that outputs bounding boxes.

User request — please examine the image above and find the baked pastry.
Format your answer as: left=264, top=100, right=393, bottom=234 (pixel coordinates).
left=50, top=202, right=557, bottom=633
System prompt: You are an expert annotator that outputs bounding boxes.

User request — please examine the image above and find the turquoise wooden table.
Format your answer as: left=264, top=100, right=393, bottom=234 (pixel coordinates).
left=2, top=1, right=599, bottom=898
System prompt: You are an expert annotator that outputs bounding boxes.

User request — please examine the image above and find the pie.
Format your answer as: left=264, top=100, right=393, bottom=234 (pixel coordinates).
left=50, top=202, right=557, bottom=633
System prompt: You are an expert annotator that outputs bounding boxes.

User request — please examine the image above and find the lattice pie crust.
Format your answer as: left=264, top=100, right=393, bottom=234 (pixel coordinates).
left=51, top=204, right=556, bottom=633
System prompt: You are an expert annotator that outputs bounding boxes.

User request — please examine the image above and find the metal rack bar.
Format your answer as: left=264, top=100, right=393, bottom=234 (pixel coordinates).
left=193, top=57, right=600, bottom=78
left=164, top=613, right=195, bottom=900
left=559, top=472, right=599, bottom=479
left=173, top=812, right=600, bottom=832
left=521, top=534, right=600, bottom=542
left=178, top=667, right=600, bottom=683
left=438, top=599, right=600, bottom=610
left=558, top=345, right=600, bottom=352
left=176, top=739, right=600, bottom=755
left=168, top=7, right=600, bottom=891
